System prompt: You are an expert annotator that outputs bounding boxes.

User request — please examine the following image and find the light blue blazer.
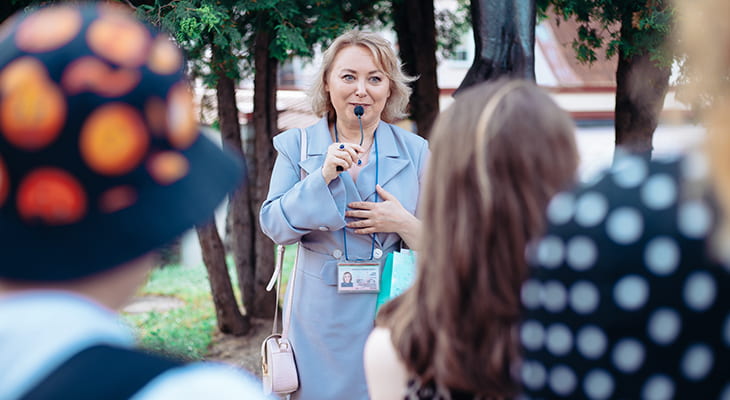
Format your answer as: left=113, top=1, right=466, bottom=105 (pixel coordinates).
left=260, top=117, right=429, bottom=400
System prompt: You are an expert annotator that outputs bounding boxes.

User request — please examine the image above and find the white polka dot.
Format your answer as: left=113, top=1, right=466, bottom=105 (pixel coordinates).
left=549, top=365, right=577, bottom=396
left=723, top=314, right=730, bottom=346
left=575, top=192, right=609, bottom=227
left=547, top=191, right=575, bottom=225
left=613, top=275, right=650, bottom=311
left=566, top=236, right=598, bottom=271
left=612, top=338, right=645, bottom=373
left=542, top=281, right=568, bottom=313
left=521, top=320, right=545, bottom=351
left=678, top=201, right=712, bottom=239
left=681, top=344, right=714, bottom=381
left=521, top=279, right=541, bottom=310
left=537, top=235, right=564, bottom=269
left=721, top=384, right=730, bottom=400
left=569, top=281, right=600, bottom=315
left=606, top=207, right=644, bottom=245
left=641, top=174, right=677, bottom=210
left=583, top=369, right=614, bottom=400
left=577, top=325, right=608, bottom=359
left=521, top=360, right=547, bottom=390
left=647, top=308, right=681, bottom=345
left=546, top=324, right=573, bottom=356
left=644, top=237, right=680, bottom=276
left=683, top=271, right=717, bottom=311
left=612, top=155, right=648, bottom=188
left=642, top=375, right=675, bottom=400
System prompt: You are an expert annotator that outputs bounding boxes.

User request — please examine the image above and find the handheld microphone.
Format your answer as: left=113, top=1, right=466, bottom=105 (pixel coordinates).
left=336, top=106, right=366, bottom=172
left=354, top=105, right=364, bottom=144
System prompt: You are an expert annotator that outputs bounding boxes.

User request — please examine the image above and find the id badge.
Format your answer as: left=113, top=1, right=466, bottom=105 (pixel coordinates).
left=337, top=262, right=380, bottom=293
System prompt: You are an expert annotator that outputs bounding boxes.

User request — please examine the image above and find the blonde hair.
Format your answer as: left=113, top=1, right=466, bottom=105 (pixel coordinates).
left=308, top=30, right=416, bottom=123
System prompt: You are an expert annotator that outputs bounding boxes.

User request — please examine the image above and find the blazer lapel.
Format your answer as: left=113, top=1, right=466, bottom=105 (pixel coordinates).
left=298, top=117, right=331, bottom=177
left=358, top=121, right=409, bottom=201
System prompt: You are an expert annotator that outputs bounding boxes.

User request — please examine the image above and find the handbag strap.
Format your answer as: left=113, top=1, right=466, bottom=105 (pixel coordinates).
left=266, top=127, right=308, bottom=336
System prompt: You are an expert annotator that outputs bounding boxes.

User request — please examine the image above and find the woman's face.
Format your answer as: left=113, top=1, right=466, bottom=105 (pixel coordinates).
left=325, top=45, right=391, bottom=128
left=343, top=272, right=352, bottom=282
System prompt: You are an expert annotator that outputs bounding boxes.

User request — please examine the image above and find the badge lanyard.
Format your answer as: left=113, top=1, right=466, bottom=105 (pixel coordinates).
left=334, top=124, right=379, bottom=261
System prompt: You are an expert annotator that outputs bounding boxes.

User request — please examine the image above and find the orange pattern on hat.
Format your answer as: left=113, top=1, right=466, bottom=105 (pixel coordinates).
left=80, top=104, right=149, bottom=176
left=145, top=97, right=167, bottom=137
left=62, top=56, right=141, bottom=98
left=99, top=185, right=138, bottom=213
left=147, top=151, right=189, bottom=185
left=0, top=156, right=9, bottom=206
left=17, top=168, right=87, bottom=225
left=0, top=58, right=66, bottom=151
left=167, top=83, right=198, bottom=149
left=15, top=6, right=82, bottom=53
left=87, top=13, right=151, bottom=68
left=148, top=35, right=183, bottom=75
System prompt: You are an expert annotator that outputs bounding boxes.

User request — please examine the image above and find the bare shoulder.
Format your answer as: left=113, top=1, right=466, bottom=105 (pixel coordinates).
left=364, top=327, right=409, bottom=400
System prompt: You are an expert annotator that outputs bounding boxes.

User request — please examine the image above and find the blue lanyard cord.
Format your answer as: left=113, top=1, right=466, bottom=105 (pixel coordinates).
left=335, top=125, right=379, bottom=261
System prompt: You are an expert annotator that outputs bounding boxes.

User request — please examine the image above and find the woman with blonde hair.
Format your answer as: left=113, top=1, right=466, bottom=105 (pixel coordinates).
left=260, top=29, right=428, bottom=399
left=364, top=78, right=579, bottom=399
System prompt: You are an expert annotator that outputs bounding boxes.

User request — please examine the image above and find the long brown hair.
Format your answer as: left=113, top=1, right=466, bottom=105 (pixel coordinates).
left=377, top=79, right=579, bottom=398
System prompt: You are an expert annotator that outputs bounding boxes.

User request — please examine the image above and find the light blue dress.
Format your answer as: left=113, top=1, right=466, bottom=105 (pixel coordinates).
left=260, top=117, right=429, bottom=400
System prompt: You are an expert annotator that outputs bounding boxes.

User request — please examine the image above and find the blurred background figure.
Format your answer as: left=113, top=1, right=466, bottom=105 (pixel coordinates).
left=518, top=1, right=730, bottom=398
left=0, top=3, right=269, bottom=399
left=364, top=78, right=579, bottom=399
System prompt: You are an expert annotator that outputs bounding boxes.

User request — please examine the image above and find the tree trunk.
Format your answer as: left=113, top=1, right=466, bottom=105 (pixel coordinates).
left=250, top=22, right=278, bottom=318
left=456, top=0, right=536, bottom=94
left=392, top=0, right=439, bottom=138
left=614, top=15, right=671, bottom=156
left=196, top=222, right=249, bottom=335
left=215, top=61, right=257, bottom=318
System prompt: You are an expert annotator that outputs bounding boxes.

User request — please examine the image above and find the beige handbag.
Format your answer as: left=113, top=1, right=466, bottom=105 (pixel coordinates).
left=261, top=244, right=300, bottom=395
left=261, top=128, right=307, bottom=395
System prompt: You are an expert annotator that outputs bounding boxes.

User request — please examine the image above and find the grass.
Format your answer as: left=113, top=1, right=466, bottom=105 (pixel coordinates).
left=122, top=245, right=297, bottom=360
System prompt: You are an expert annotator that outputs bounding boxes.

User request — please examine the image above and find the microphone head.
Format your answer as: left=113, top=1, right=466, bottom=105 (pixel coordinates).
left=354, top=105, right=364, bottom=117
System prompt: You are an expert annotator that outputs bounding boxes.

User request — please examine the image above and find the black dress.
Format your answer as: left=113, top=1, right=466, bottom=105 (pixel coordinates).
left=519, top=153, right=729, bottom=399
left=404, top=379, right=480, bottom=400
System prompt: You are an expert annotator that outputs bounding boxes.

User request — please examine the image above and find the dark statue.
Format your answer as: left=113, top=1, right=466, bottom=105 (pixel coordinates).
left=456, top=0, right=536, bottom=94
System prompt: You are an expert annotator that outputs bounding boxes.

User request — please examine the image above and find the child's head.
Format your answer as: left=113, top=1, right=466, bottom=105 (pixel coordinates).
left=0, top=4, right=243, bottom=283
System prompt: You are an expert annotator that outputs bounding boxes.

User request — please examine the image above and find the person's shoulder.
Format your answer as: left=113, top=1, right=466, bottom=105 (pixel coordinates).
left=566, top=153, right=682, bottom=202
left=364, top=327, right=410, bottom=400
left=272, top=127, right=301, bottom=149
left=274, top=118, right=327, bottom=150
left=385, top=122, right=428, bottom=147
left=134, top=362, right=272, bottom=400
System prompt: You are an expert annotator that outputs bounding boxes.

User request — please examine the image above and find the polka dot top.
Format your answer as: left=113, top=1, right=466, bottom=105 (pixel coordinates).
left=519, top=153, right=729, bottom=399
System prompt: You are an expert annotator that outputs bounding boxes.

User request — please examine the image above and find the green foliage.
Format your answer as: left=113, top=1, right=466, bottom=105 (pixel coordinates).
left=123, top=262, right=220, bottom=360
left=539, top=0, right=675, bottom=66
left=434, top=0, right=471, bottom=59
left=136, top=0, right=390, bottom=88
left=123, top=250, right=295, bottom=359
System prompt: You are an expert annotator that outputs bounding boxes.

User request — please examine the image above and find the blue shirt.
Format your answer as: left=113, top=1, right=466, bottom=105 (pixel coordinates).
left=0, top=291, right=271, bottom=400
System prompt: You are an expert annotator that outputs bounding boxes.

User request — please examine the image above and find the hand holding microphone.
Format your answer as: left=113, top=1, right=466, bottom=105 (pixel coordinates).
left=335, top=105, right=365, bottom=172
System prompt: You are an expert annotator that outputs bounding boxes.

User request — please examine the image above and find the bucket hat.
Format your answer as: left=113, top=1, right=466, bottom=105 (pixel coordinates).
left=0, top=3, right=244, bottom=281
